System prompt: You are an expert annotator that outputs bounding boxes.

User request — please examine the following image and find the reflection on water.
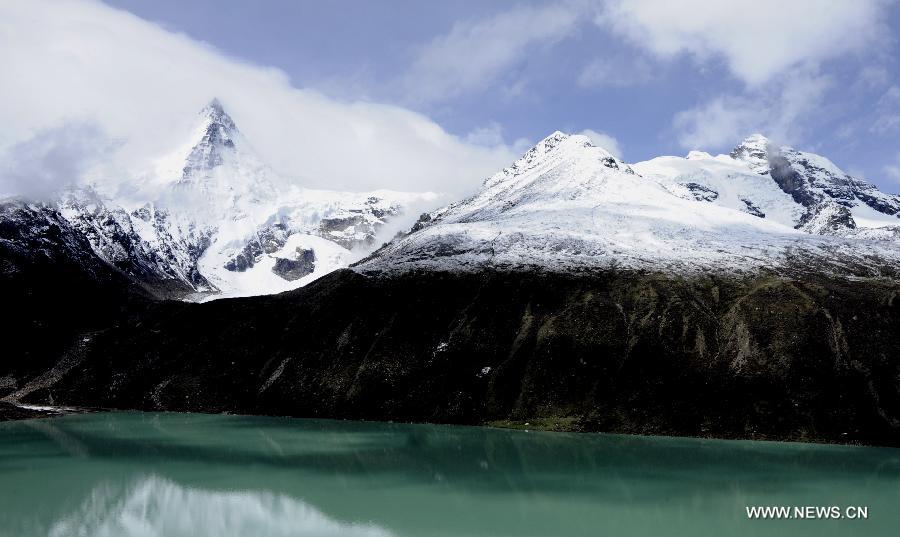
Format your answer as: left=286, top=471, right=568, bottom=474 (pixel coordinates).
left=50, top=475, right=393, bottom=537
left=0, top=412, right=898, bottom=537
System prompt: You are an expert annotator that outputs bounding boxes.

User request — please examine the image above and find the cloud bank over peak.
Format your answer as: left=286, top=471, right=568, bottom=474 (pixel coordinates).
left=0, top=0, right=518, bottom=198
left=0, top=122, right=114, bottom=200
left=1, top=0, right=898, bottom=197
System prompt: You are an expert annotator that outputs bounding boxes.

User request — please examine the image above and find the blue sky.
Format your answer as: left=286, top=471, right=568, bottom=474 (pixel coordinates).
left=1, top=0, right=899, bottom=196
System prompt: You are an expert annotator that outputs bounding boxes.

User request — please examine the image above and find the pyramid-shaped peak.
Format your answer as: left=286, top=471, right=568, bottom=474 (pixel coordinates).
left=510, top=131, right=571, bottom=166
left=484, top=129, right=627, bottom=190
left=512, top=129, right=624, bottom=169
left=180, top=99, right=240, bottom=181
left=199, top=98, right=236, bottom=132
left=204, top=97, right=225, bottom=113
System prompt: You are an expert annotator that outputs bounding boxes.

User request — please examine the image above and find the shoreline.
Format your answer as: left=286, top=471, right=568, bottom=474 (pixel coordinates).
left=2, top=404, right=894, bottom=449
left=0, top=401, right=85, bottom=422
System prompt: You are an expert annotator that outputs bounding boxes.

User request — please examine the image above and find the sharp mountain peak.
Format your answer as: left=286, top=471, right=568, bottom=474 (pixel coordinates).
left=199, top=98, right=236, bottom=131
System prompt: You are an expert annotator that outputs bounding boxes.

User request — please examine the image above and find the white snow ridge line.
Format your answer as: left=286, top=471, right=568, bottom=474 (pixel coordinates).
left=357, top=132, right=900, bottom=278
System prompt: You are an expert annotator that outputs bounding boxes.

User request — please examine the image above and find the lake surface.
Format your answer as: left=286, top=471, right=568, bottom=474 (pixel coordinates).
left=0, top=412, right=898, bottom=537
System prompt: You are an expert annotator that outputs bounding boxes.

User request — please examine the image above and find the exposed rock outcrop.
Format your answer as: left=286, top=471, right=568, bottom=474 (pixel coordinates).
left=272, top=248, right=315, bottom=281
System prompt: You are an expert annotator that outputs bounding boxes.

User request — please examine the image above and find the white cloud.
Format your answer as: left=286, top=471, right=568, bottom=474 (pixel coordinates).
left=0, top=122, right=114, bottom=199
left=673, top=71, right=831, bottom=150
left=598, top=0, right=890, bottom=86
left=0, top=0, right=518, bottom=198
left=402, top=3, right=581, bottom=103
left=464, top=122, right=534, bottom=156
left=594, top=1, right=893, bottom=154
left=579, top=129, right=623, bottom=159
left=673, top=100, right=756, bottom=150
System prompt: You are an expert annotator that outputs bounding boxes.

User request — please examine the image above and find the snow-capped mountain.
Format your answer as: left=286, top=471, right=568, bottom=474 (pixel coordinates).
left=57, top=187, right=213, bottom=296
left=357, top=131, right=900, bottom=277
left=1, top=100, right=435, bottom=299
left=5, top=108, right=899, bottom=300
left=641, top=134, right=900, bottom=230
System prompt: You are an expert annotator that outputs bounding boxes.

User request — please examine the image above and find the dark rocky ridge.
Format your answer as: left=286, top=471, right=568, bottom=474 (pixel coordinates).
left=58, top=192, right=213, bottom=296
left=0, top=200, right=153, bottom=395
left=768, top=153, right=822, bottom=208
left=740, top=198, right=766, bottom=218
left=684, top=182, right=719, bottom=202
left=21, top=268, right=900, bottom=446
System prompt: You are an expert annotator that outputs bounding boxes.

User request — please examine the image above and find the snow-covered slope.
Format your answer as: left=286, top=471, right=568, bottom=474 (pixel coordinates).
left=192, top=187, right=433, bottom=299
left=634, top=142, right=804, bottom=228
left=357, top=132, right=900, bottom=278
left=638, top=134, right=900, bottom=231
left=3, top=100, right=434, bottom=300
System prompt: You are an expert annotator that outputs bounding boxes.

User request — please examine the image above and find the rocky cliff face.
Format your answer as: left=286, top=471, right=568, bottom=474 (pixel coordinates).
left=58, top=189, right=214, bottom=295
left=21, top=269, right=900, bottom=446
left=0, top=199, right=152, bottom=396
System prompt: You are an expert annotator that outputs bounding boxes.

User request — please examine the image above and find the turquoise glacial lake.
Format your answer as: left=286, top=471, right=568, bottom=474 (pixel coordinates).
left=0, top=412, right=898, bottom=536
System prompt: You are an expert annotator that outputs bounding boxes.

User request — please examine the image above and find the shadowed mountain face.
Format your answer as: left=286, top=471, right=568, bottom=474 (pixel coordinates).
left=0, top=201, right=152, bottom=395
left=23, top=269, right=900, bottom=446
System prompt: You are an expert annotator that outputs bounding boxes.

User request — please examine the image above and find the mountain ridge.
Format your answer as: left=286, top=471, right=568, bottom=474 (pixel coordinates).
left=2, top=113, right=899, bottom=298
left=357, top=131, right=900, bottom=279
